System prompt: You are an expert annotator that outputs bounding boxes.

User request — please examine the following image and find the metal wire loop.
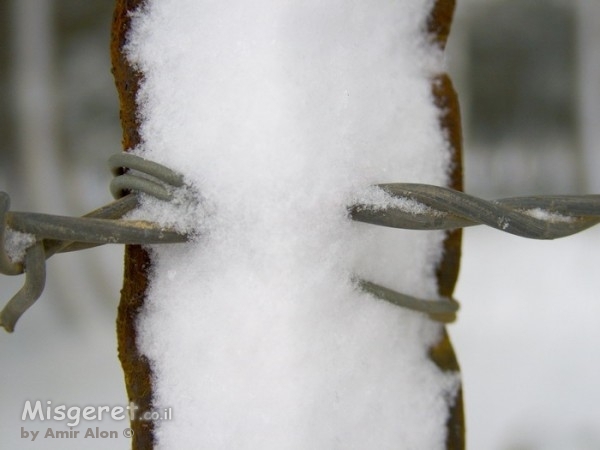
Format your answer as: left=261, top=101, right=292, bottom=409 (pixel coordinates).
left=109, top=153, right=185, bottom=200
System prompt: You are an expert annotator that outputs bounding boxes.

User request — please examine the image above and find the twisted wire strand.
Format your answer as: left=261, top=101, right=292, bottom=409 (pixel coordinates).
left=351, top=183, right=600, bottom=240
left=349, top=183, right=599, bottom=322
left=2, top=155, right=600, bottom=331
left=6, top=211, right=186, bottom=245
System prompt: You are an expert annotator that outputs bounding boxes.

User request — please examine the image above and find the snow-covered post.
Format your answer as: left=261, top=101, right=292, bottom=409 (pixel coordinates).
left=112, top=0, right=464, bottom=448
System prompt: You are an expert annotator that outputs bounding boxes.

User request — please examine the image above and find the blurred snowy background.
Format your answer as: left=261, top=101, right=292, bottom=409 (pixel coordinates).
left=0, top=0, right=598, bottom=448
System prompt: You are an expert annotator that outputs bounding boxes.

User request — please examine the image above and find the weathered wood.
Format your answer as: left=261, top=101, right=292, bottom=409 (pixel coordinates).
left=428, top=1, right=466, bottom=449
left=111, top=1, right=156, bottom=448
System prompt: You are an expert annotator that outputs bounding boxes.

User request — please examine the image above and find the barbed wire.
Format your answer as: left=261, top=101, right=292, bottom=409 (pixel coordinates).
left=0, top=154, right=188, bottom=332
left=1, top=154, right=599, bottom=331
left=351, top=183, right=600, bottom=240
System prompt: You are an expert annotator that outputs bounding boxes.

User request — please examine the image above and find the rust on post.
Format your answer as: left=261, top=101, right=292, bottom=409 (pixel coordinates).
left=427, top=1, right=466, bottom=449
left=428, top=0, right=457, bottom=50
left=111, top=0, right=155, bottom=448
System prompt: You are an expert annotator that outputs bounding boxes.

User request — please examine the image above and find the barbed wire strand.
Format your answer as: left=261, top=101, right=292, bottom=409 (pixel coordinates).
left=2, top=155, right=600, bottom=331
left=0, top=154, right=188, bottom=332
left=351, top=183, right=600, bottom=240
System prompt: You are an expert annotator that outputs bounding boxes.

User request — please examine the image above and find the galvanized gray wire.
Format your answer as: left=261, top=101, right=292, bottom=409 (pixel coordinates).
left=109, top=153, right=185, bottom=201
left=351, top=183, right=600, bottom=240
left=358, top=279, right=459, bottom=323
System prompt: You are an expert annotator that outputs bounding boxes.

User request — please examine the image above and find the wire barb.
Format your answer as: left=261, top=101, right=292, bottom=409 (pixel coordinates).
left=358, top=279, right=459, bottom=323
left=0, top=242, right=46, bottom=332
left=109, top=153, right=185, bottom=200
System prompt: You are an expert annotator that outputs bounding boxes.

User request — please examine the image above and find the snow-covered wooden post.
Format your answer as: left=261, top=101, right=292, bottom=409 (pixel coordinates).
left=111, top=0, right=464, bottom=448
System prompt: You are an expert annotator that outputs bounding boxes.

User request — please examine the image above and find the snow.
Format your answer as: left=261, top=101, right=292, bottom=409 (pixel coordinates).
left=125, top=174, right=205, bottom=236
left=125, top=1, right=459, bottom=448
left=352, top=185, right=438, bottom=216
left=4, top=228, right=36, bottom=264
left=525, top=207, right=575, bottom=223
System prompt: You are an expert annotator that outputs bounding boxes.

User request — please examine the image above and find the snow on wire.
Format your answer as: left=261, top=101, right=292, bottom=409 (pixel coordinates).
left=1, top=153, right=599, bottom=332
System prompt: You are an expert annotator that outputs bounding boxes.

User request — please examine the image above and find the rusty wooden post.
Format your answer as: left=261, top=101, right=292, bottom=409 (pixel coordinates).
left=111, top=1, right=156, bottom=448
left=110, top=1, right=465, bottom=448
left=428, top=1, right=466, bottom=448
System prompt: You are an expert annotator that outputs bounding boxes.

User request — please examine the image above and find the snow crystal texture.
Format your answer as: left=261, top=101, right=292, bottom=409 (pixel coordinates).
left=126, top=0, right=459, bottom=448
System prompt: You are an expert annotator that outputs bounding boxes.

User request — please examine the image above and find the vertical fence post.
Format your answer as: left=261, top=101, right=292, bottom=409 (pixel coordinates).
left=111, top=1, right=156, bottom=448
left=109, top=0, right=465, bottom=448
